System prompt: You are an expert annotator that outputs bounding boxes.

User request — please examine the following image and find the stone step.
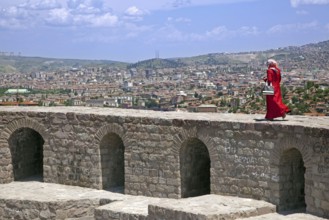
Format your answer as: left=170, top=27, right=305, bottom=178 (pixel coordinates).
left=66, top=217, right=94, bottom=220
left=237, top=212, right=327, bottom=220
left=95, top=194, right=276, bottom=220
left=95, top=197, right=173, bottom=220
left=1, top=181, right=324, bottom=220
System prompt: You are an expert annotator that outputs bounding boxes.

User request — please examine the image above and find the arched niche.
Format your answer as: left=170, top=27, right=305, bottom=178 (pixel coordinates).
left=100, top=132, right=125, bottom=192
left=278, top=148, right=306, bottom=212
left=180, top=138, right=210, bottom=198
left=9, top=127, right=44, bottom=181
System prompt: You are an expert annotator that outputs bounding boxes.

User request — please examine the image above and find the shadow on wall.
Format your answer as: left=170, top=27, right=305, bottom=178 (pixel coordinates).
left=100, top=132, right=125, bottom=193
left=278, top=148, right=306, bottom=212
left=180, top=138, right=210, bottom=198
left=9, top=128, right=44, bottom=181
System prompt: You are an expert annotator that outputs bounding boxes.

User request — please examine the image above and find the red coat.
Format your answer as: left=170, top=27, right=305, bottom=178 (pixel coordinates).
left=265, top=67, right=290, bottom=119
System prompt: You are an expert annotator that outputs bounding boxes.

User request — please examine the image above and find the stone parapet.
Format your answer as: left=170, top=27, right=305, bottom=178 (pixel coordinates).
left=0, top=107, right=328, bottom=218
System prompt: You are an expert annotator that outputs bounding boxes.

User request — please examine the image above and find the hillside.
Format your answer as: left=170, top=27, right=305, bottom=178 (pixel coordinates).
left=1, top=39, right=329, bottom=73
left=0, top=56, right=129, bottom=73
left=127, top=58, right=185, bottom=69
left=173, top=40, right=329, bottom=70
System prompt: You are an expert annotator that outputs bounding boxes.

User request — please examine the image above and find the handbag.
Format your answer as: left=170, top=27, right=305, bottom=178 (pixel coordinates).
left=262, top=83, right=274, bottom=95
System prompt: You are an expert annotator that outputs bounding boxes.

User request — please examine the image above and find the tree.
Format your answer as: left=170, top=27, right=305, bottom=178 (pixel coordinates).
left=292, top=96, right=299, bottom=104
left=220, top=99, right=227, bottom=107
left=303, top=93, right=309, bottom=100
left=305, top=81, right=314, bottom=90
left=145, top=99, right=159, bottom=108
left=281, top=85, right=288, bottom=98
left=217, top=91, right=223, bottom=97
left=64, top=99, right=73, bottom=106
left=194, top=92, right=198, bottom=98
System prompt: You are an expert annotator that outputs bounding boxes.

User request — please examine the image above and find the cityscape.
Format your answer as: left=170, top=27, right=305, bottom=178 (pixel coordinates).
left=0, top=40, right=328, bottom=116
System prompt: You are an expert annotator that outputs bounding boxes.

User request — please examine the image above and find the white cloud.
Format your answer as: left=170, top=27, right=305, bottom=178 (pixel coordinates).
left=125, top=6, right=145, bottom=16
left=0, top=6, right=32, bottom=29
left=0, top=0, right=119, bottom=28
left=46, top=8, right=71, bottom=25
left=95, top=0, right=258, bottom=13
left=162, top=0, right=258, bottom=9
left=205, top=25, right=258, bottom=39
left=67, top=0, right=104, bottom=9
left=290, top=0, right=329, bottom=7
left=67, top=0, right=104, bottom=14
left=89, top=13, right=118, bottom=27
left=75, top=4, right=101, bottom=14
left=206, top=26, right=231, bottom=39
left=0, top=18, right=25, bottom=29
left=149, top=24, right=259, bottom=44
left=123, top=6, right=148, bottom=21
left=2, top=6, right=30, bottom=18
left=167, top=0, right=192, bottom=8
left=70, top=13, right=118, bottom=27
left=267, top=21, right=318, bottom=33
left=0, top=0, right=259, bottom=30
left=20, top=0, right=63, bottom=10
left=238, top=26, right=259, bottom=36
left=1, top=0, right=261, bottom=13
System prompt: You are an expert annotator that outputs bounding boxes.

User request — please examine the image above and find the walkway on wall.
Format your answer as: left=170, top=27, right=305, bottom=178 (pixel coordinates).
left=0, top=106, right=328, bottom=129
left=0, top=181, right=326, bottom=220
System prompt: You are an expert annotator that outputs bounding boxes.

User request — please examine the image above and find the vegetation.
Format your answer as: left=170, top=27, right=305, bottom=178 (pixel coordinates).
left=1, top=40, right=329, bottom=73
left=128, top=58, right=185, bottom=69
left=238, top=81, right=329, bottom=115
left=29, top=89, right=70, bottom=95
left=0, top=55, right=129, bottom=73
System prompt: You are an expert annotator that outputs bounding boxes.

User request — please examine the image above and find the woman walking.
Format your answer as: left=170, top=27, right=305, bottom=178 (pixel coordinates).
left=263, top=59, right=290, bottom=120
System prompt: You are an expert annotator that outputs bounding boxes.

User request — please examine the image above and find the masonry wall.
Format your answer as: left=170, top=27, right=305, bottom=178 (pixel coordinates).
left=0, top=108, right=328, bottom=218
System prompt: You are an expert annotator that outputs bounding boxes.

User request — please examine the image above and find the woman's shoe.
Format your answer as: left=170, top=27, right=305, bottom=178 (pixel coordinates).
left=282, top=113, right=286, bottom=119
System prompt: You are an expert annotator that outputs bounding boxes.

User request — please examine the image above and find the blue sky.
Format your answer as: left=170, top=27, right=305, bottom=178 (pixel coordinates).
left=1, top=0, right=329, bottom=63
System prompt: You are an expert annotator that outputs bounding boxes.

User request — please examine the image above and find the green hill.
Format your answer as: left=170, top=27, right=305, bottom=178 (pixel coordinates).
left=0, top=56, right=129, bottom=73
left=128, top=58, right=185, bottom=69
left=1, top=39, right=329, bottom=73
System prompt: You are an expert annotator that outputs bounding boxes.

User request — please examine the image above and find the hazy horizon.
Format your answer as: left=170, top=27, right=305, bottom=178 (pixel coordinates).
left=1, top=0, right=329, bottom=62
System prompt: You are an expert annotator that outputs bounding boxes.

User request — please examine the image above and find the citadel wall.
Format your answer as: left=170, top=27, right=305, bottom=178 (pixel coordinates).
left=0, top=107, right=328, bottom=218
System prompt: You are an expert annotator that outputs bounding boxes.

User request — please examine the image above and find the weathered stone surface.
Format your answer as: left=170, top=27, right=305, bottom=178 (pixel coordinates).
left=237, top=213, right=327, bottom=220
left=0, top=107, right=328, bottom=219
left=147, top=194, right=275, bottom=220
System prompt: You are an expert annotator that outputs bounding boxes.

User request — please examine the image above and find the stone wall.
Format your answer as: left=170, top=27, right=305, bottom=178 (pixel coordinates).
left=0, top=107, right=328, bottom=218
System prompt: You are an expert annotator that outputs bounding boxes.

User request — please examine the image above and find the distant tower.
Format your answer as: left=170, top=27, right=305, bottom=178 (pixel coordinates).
left=155, top=50, right=159, bottom=59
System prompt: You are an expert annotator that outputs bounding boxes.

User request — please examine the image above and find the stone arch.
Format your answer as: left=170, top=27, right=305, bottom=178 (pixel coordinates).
left=172, top=127, right=217, bottom=165
left=173, top=127, right=216, bottom=198
left=0, top=118, right=48, bottom=183
left=269, top=136, right=312, bottom=212
left=279, top=148, right=306, bottom=211
left=180, top=138, right=210, bottom=198
left=95, top=123, right=126, bottom=192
